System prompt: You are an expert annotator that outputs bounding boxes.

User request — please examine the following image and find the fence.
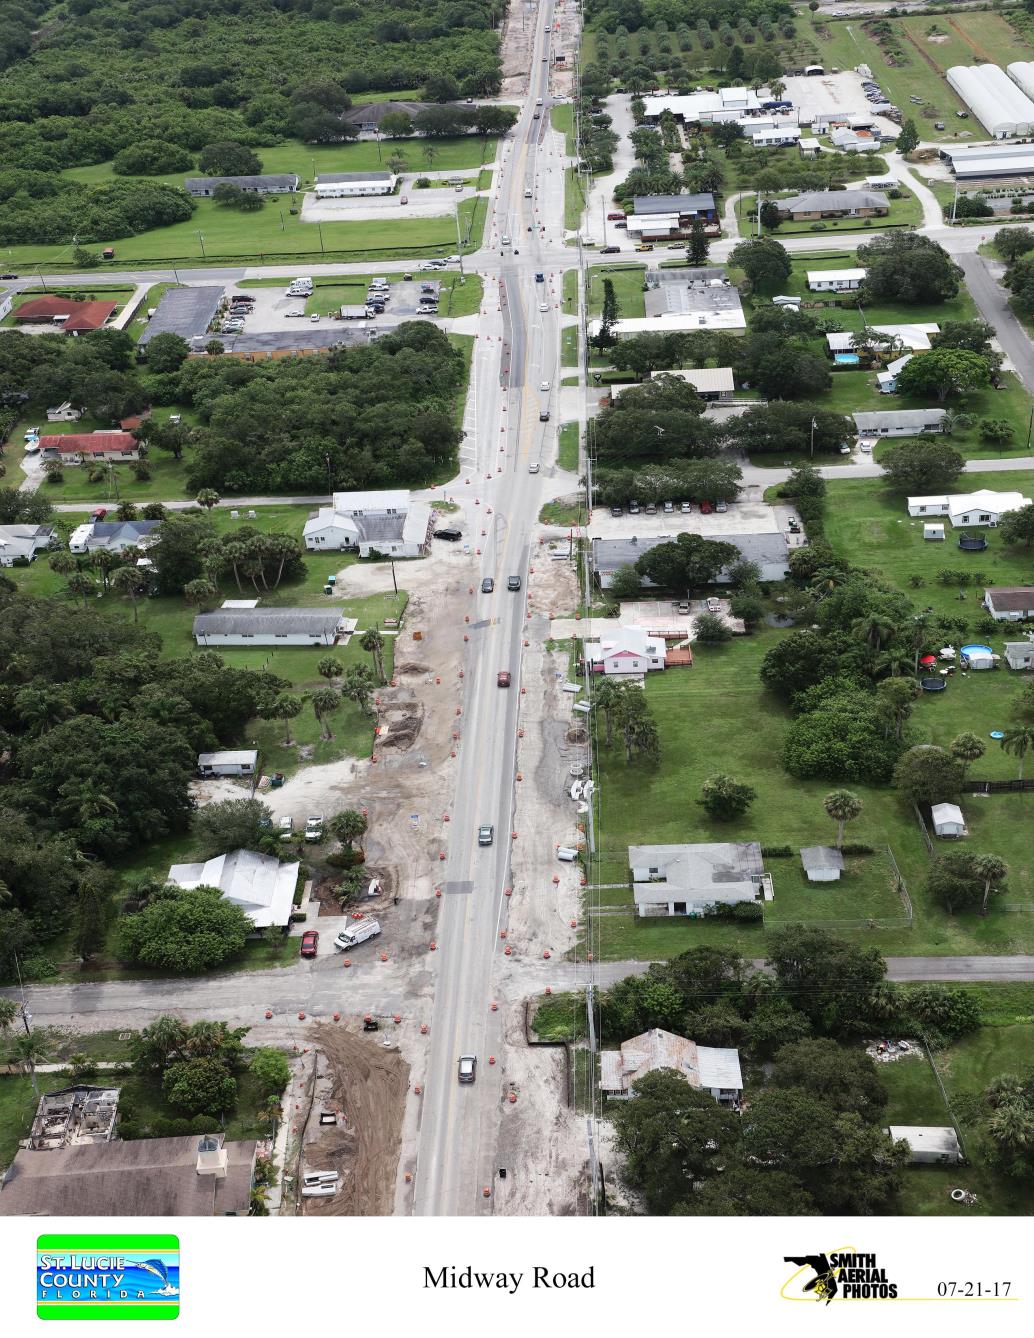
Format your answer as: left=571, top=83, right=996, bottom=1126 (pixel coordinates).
left=961, top=778, right=1034, bottom=794
left=913, top=802, right=934, bottom=856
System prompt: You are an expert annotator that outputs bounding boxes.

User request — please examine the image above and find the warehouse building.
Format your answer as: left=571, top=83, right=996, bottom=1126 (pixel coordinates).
left=942, top=142, right=1034, bottom=180
left=946, top=64, right=1034, bottom=138
left=1008, top=61, right=1034, bottom=102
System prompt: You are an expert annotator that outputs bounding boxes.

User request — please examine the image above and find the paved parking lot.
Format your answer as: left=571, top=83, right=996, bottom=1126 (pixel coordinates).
left=222, top=277, right=442, bottom=334
left=587, top=499, right=790, bottom=540
left=782, top=70, right=900, bottom=137
left=300, top=180, right=475, bottom=224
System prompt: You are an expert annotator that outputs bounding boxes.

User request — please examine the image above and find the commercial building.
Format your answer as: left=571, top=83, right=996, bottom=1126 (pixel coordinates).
left=314, top=172, right=397, bottom=198
left=167, top=847, right=300, bottom=929
left=641, top=87, right=764, bottom=124
left=341, top=100, right=430, bottom=132
left=946, top=64, right=1034, bottom=138
left=185, top=174, right=298, bottom=196
left=624, top=192, right=718, bottom=239
left=778, top=189, right=888, bottom=220
left=193, top=605, right=355, bottom=647
left=589, top=268, right=745, bottom=338
left=592, top=533, right=790, bottom=587
left=600, top=1029, right=743, bottom=1104
left=138, top=286, right=224, bottom=348
left=302, top=488, right=432, bottom=557
left=941, top=141, right=1034, bottom=179
left=630, top=842, right=772, bottom=916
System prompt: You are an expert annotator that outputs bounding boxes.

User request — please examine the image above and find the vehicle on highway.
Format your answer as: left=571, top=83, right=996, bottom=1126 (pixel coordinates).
left=635, top=244, right=654, bottom=252
left=535, top=272, right=544, bottom=282
left=497, top=670, right=511, bottom=687
left=538, top=302, right=549, bottom=312
left=507, top=575, right=521, bottom=591
left=300, top=930, right=319, bottom=958
left=539, top=380, right=550, bottom=391
left=447, top=254, right=461, bottom=263
left=481, top=576, right=494, bottom=593
left=528, top=461, right=540, bottom=473
left=458, top=1054, right=477, bottom=1084
left=334, top=918, right=381, bottom=950
left=524, top=188, right=533, bottom=198
left=478, top=825, right=494, bottom=846
left=535, top=97, right=544, bottom=105
left=533, top=110, right=540, bottom=119
left=501, top=234, right=511, bottom=245
left=310, top=313, right=320, bottom=322
left=434, top=527, right=462, bottom=541
left=539, top=409, right=550, bottom=421
left=600, top=245, right=620, bottom=254
left=0, top=272, right=17, bottom=279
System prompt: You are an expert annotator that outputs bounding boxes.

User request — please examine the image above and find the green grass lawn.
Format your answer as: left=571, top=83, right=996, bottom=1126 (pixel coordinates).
left=551, top=103, right=576, bottom=156
left=540, top=499, right=586, bottom=526
left=561, top=323, right=579, bottom=367
left=565, top=167, right=587, bottom=232
left=558, top=421, right=579, bottom=472
left=739, top=187, right=923, bottom=237
left=586, top=264, right=646, bottom=319
left=591, top=626, right=1034, bottom=961
left=39, top=448, right=192, bottom=504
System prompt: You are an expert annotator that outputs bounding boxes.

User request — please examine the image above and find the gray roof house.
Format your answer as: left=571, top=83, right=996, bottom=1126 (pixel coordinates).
left=632, top=192, right=717, bottom=216
left=1005, top=639, right=1034, bottom=670
left=800, top=845, right=844, bottom=881
left=0, top=1133, right=257, bottom=1216
left=0, top=523, right=54, bottom=565
left=167, top=848, right=299, bottom=929
left=68, top=518, right=160, bottom=555
left=592, top=533, right=790, bottom=589
left=341, top=99, right=433, bottom=131
left=192, top=606, right=355, bottom=647
left=185, top=174, right=298, bottom=196
left=853, top=409, right=947, bottom=436
left=303, top=488, right=432, bottom=558
left=779, top=188, right=889, bottom=217
left=630, top=842, right=772, bottom=916
left=197, top=749, right=259, bottom=777
left=600, top=1028, right=743, bottom=1104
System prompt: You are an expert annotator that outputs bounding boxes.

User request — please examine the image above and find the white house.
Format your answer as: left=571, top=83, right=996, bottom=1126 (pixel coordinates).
left=630, top=842, right=772, bottom=917
left=931, top=802, right=967, bottom=838
left=854, top=409, right=946, bottom=437
left=800, top=845, right=844, bottom=882
left=886, top=1125, right=962, bottom=1165
left=907, top=489, right=1031, bottom=526
left=303, top=489, right=431, bottom=558
left=829, top=126, right=882, bottom=151
left=166, top=848, right=299, bottom=930
left=877, top=353, right=913, bottom=394
left=984, top=586, right=1034, bottom=620
left=600, top=1028, right=743, bottom=1105
left=314, top=172, right=397, bottom=198
left=807, top=268, right=867, bottom=291
left=46, top=401, right=83, bottom=423
left=197, top=750, right=259, bottom=778
left=68, top=519, right=160, bottom=555
left=869, top=322, right=940, bottom=351
left=1004, top=639, right=1034, bottom=669
left=584, top=627, right=666, bottom=676
left=641, top=88, right=763, bottom=125
left=0, top=524, right=55, bottom=565
left=192, top=605, right=356, bottom=647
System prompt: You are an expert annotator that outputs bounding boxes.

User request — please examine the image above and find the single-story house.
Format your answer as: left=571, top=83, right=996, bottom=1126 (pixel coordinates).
left=778, top=189, right=888, bottom=220
left=907, top=489, right=1031, bottom=526
left=0, top=1133, right=257, bottom=1216
left=800, top=845, right=844, bottom=882
left=302, top=488, right=432, bottom=557
left=984, top=586, right=1034, bottom=620
left=854, top=409, right=946, bottom=437
left=584, top=627, right=666, bottom=675
left=46, top=401, right=83, bottom=422
left=13, top=297, right=118, bottom=333
left=341, top=100, right=430, bottom=133
left=650, top=367, right=735, bottom=400
left=1004, top=639, right=1034, bottom=669
left=886, top=1125, right=961, bottom=1165
left=68, top=518, right=160, bottom=555
left=746, top=122, right=801, bottom=148
left=314, top=172, right=397, bottom=198
left=185, top=174, right=298, bottom=196
left=931, top=802, right=967, bottom=838
left=592, top=533, right=790, bottom=590
left=830, top=126, right=881, bottom=152
left=38, top=431, right=139, bottom=463
left=869, top=322, right=940, bottom=351
left=629, top=842, right=772, bottom=916
left=877, top=353, right=913, bottom=394
left=167, top=847, right=299, bottom=929
left=600, top=1028, right=743, bottom=1104
left=193, top=606, right=355, bottom=647
left=808, top=267, right=867, bottom=291
left=197, top=749, right=259, bottom=778
left=799, top=136, right=822, bottom=157
left=0, top=524, right=55, bottom=565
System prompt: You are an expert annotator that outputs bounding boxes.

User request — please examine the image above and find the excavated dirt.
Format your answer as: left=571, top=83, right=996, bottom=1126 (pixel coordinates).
left=380, top=707, right=424, bottom=751
left=300, top=1023, right=410, bottom=1216
left=499, top=2, right=534, bottom=99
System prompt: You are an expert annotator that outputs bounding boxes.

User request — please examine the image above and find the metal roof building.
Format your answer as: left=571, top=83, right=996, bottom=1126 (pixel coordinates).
left=946, top=64, right=1034, bottom=138
left=942, top=142, right=1034, bottom=179
left=1008, top=61, right=1034, bottom=102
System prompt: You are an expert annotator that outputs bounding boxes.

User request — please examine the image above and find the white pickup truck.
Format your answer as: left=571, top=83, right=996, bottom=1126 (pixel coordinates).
left=334, top=918, right=381, bottom=951
left=304, top=813, right=324, bottom=842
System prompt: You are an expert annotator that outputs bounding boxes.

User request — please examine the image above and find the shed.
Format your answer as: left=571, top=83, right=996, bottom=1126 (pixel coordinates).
left=931, top=802, right=967, bottom=838
left=198, top=750, right=259, bottom=778
left=886, top=1125, right=961, bottom=1165
left=800, top=845, right=844, bottom=882
left=924, top=523, right=945, bottom=541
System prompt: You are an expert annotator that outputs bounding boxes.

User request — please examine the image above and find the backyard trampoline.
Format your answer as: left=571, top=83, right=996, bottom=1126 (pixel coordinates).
left=920, top=677, right=947, bottom=691
left=957, top=533, right=988, bottom=551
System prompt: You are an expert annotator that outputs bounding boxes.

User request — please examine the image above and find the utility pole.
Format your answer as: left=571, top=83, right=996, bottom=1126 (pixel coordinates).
left=600, top=198, right=607, bottom=247
left=951, top=179, right=959, bottom=225
left=14, top=954, right=38, bottom=1098
left=454, top=203, right=466, bottom=282
left=1026, top=403, right=1033, bottom=451
left=197, top=231, right=206, bottom=258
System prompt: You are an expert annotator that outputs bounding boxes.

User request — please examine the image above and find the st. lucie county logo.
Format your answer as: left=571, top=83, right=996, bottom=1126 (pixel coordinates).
left=37, top=1234, right=179, bottom=1321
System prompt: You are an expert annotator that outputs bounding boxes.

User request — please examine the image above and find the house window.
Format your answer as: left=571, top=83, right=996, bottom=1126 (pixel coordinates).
left=917, top=506, right=926, bottom=513
left=673, top=901, right=687, bottom=914
left=979, top=514, right=991, bottom=523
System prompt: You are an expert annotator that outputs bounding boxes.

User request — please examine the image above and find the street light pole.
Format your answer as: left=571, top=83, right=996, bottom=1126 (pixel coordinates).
left=454, top=203, right=465, bottom=282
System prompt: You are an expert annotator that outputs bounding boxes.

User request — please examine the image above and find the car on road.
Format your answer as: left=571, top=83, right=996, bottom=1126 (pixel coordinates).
left=90, top=507, right=107, bottom=520
left=507, top=575, right=521, bottom=591
left=635, top=244, right=654, bottom=252
left=535, top=272, right=544, bottom=282
left=600, top=245, right=620, bottom=254
left=501, top=234, right=511, bottom=245
left=481, top=576, right=495, bottom=593
left=539, top=380, right=550, bottom=391
left=458, top=1054, right=477, bottom=1083
left=715, top=500, right=727, bottom=513
left=528, top=461, right=540, bottom=473
left=680, top=501, right=691, bottom=513
left=310, top=313, right=320, bottom=322
left=538, top=302, right=549, bottom=312
left=535, top=97, right=544, bottom=105
left=859, top=441, right=873, bottom=454
left=447, top=254, right=461, bottom=263
left=606, top=212, right=625, bottom=221
left=434, top=527, right=462, bottom=541
left=300, top=929, right=319, bottom=958
left=497, top=670, right=511, bottom=687
left=478, top=825, right=494, bottom=846
left=0, top=272, right=17, bottom=279
left=284, top=308, right=306, bottom=318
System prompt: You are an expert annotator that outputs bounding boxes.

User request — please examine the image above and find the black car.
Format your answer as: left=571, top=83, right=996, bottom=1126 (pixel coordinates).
left=535, top=272, right=545, bottom=282
left=600, top=245, right=620, bottom=254
left=0, top=272, right=17, bottom=280
left=481, top=577, right=495, bottom=593
left=507, top=575, right=521, bottom=591
left=434, top=527, right=462, bottom=541
left=610, top=505, right=623, bottom=517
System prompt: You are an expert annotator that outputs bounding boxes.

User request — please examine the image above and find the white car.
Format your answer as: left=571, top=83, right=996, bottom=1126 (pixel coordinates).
left=446, top=254, right=461, bottom=263
left=23, top=440, right=39, bottom=454
left=859, top=441, right=873, bottom=454
left=529, top=462, right=540, bottom=473
left=538, top=302, right=549, bottom=312
left=501, top=234, right=511, bottom=245
left=278, top=816, right=293, bottom=837
left=285, top=309, right=306, bottom=317
left=539, top=380, right=550, bottom=391
left=310, top=313, right=320, bottom=322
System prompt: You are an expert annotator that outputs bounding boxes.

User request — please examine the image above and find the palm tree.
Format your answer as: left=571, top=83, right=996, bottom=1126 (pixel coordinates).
left=222, top=541, right=247, bottom=593
left=342, top=664, right=375, bottom=716
left=116, top=500, right=138, bottom=521
left=973, top=853, right=1007, bottom=916
left=66, top=571, right=97, bottom=608
left=110, top=565, right=148, bottom=622
left=949, top=731, right=985, bottom=778
left=268, top=692, right=303, bottom=745
left=48, top=551, right=77, bottom=579
left=875, top=647, right=910, bottom=678
left=851, top=613, right=897, bottom=651
left=13, top=1031, right=51, bottom=1097
left=309, top=686, right=340, bottom=740
left=196, top=488, right=220, bottom=510
left=267, top=533, right=299, bottom=588
left=1000, top=725, right=1034, bottom=781
left=0, top=997, right=18, bottom=1034
left=987, top=1101, right=1034, bottom=1156
left=317, top=656, right=344, bottom=682
left=594, top=678, right=624, bottom=749
left=330, top=809, right=367, bottom=850
left=359, top=628, right=386, bottom=685
left=823, top=789, right=862, bottom=848
left=14, top=685, right=73, bottom=735
left=90, top=548, right=121, bottom=591
left=183, top=578, right=218, bottom=612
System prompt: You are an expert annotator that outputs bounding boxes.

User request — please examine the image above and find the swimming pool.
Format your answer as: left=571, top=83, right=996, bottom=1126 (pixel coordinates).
left=961, top=644, right=993, bottom=657
left=834, top=353, right=860, bottom=367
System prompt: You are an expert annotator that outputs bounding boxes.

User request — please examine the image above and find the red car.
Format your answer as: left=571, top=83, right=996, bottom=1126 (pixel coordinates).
left=607, top=212, right=625, bottom=221
left=300, top=930, right=319, bottom=958
left=497, top=670, right=511, bottom=688
left=700, top=500, right=713, bottom=514
left=90, top=507, right=108, bottom=520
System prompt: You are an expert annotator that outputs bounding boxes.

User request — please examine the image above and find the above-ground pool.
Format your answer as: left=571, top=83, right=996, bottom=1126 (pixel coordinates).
left=961, top=644, right=993, bottom=657
left=834, top=353, right=860, bottom=367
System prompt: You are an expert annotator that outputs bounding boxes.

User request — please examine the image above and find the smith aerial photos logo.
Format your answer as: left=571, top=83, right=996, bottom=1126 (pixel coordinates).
left=37, top=1235, right=180, bottom=1321
left=783, top=1249, right=898, bottom=1304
